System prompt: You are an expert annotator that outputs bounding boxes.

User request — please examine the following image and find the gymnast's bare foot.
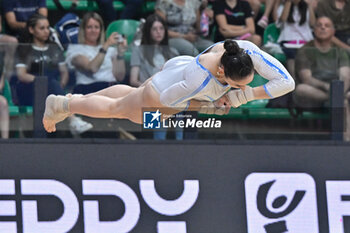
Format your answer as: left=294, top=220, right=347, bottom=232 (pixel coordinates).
left=42, top=95, right=71, bottom=133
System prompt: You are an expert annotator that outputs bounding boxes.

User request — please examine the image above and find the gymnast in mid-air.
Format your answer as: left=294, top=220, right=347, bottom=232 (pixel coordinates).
left=43, top=39, right=295, bottom=133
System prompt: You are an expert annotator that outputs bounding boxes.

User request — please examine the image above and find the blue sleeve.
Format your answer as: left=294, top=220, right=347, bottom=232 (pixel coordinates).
left=237, top=40, right=295, bottom=98
left=2, top=0, right=15, bottom=14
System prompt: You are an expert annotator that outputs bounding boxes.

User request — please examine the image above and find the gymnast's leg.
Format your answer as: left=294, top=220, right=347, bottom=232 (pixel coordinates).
left=43, top=83, right=162, bottom=133
left=70, top=76, right=155, bottom=99
left=84, top=84, right=136, bottom=98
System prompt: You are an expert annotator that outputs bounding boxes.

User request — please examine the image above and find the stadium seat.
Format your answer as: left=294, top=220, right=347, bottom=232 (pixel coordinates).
left=106, top=19, right=140, bottom=44
left=3, top=80, right=19, bottom=116
left=243, top=74, right=269, bottom=108
left=46, top=0, right=125, bottom=11
left=263, top=23, right=279, bottom=44
left=210, top=25, right=217, bottom=42
left=142, top=1, right=156, bottom=14
left=3, top=80, right=32, bottom=116
left=106, top=19, right=140, bottom=62
left=249, top=74, right=268, bottom=87
left=263, top=23, right=286, bottom=64
left=47, top=0, right=156, bottom=16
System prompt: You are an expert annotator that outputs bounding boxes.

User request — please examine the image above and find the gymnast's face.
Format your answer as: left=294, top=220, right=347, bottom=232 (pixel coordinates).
left=225, top=72, right=254, bottom=90
left=150, top=21, right=165, bottom=44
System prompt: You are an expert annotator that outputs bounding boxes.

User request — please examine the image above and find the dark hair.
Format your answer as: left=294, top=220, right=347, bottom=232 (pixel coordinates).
left=220, top=40, right=254, bottom=81
left=287, top=0, right=308, bottom=26
left=19, top=13, right=50, bottom=43
left=18, top=14, right=51, bottom=58
left=140, top=14, right=175, bottom=66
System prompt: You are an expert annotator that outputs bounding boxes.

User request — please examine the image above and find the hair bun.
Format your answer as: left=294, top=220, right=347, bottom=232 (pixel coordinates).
left=224, top=39, right=240, bottom=56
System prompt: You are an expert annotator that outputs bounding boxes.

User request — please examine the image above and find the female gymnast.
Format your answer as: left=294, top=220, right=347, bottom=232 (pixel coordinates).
left=43, top=39, right=295, bottom=133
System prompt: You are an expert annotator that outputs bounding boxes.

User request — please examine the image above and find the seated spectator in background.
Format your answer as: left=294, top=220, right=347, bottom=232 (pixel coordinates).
left=16, top=14, right=92, bottom=135
left=0, top=10, right=18, bottom=79
left=130, top=14, right=178, bottom=87
left=93, top=0, right=144, bottom=22
left=199, top=0, right=214, bottom=39
left=257, top=0, right=280, bottom=28
left=155, top=0, right=213, bottom=56
left=2, top=0, right=47, bottom=37
left=276, top=0, right=315, bottom=78
left=213, top=0, right=262, bottom=46
left=66, top=0, right=117, bottom=26
left=95, top=0, right=116, bottom=25
left=294, top=16, right=350, bottom=139
left=245, top=0, right=262, bottom=19
left=118, top=0, right=144, bottom=20
left=66, top=12, right=126, bottom=95
left=316, top=0, right=350, bottom=51
left=0, top=72, right=9, bottom=139
left=256, top=0, right=316, bottom=28
left=129, top=14, right=183, bottom=140
left=65, top=0, right=144, bottom=26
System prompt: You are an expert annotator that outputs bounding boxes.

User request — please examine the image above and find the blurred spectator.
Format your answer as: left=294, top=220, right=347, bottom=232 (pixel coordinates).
left=155, top=0, right=213, bottom=56
left=276, top=0, right=315, bottom=78
left=2, top=0, right=47, bottom=37
left=130, top=14, right=178, bottom=87
left=95, top=0, right=116, bottom=25
left=129, top=14, right=183, bottom=140
left=119, top=0, right=144, bottom=20
left=316, top=0, right=350, bottom=51
left=245, top=0, right=261, bottom=19
left=65, top=12, right=127, bottom=95
left=294, top=16, right=350, bottom=139
left=213, top=0, right=262, bottom=46
left=257, top=0, right=280, bottom=28
left=93, top=0, right=145, bottom=22
left=0, top=8, right=18, bottom=79
left=67, top=0, right=79, bottom=7
left=50, top=0, right=81, bottom=20
left=64, top=0, right=144, bottom=26
left=199, top=0, right=214, bottom=39
left=15, top=13, right=92, bottom=135
left=60, top=0, right=117, bottom=26
left=0, top=72, right=9, bottom=139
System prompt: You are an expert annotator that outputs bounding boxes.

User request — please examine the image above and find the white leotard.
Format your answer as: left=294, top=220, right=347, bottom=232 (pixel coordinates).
left=151, top=40, right=295, bottom=110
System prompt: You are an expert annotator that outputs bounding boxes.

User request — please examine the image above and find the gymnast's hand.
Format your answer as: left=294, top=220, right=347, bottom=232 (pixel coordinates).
left=214, top=95, right=231, bottom=114
left=227, top=86, right=255, bottom=108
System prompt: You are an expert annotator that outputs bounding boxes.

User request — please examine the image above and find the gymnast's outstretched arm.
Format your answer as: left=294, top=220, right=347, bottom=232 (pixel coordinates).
left=238, top=40, right=295, bottom=99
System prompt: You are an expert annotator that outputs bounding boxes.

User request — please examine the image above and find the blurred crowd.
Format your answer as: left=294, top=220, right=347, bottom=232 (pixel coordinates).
left=0, top=0, right=349, bottom=139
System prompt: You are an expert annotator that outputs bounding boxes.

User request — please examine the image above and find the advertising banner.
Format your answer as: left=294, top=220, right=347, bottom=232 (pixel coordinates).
left=1, top=142, right=350, bottom=233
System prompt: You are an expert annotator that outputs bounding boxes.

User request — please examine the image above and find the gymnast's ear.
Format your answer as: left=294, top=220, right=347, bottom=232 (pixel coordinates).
left=217, top=66, right=224, bottom=76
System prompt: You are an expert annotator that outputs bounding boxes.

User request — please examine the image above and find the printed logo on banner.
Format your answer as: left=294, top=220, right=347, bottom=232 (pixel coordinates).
left=245, top=173, right=319, bottom=233
left=143, top=110, right=161, bottom=129
left=0, top=179, right=199, bottom=233
left=326, top=181, right=350, bottom=233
